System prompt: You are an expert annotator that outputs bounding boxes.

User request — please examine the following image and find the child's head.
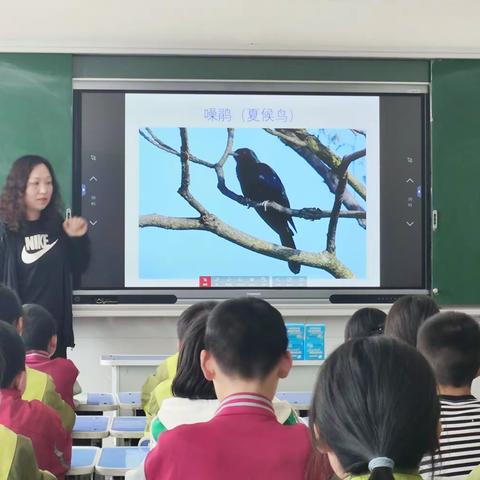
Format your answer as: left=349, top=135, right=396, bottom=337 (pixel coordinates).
left=177, top=301, right=218, bottom=347
left=418, top=311, right=480, bottom=389
left=202, top=297, right=290, bottom=392
left=0, top=284, right=23, bottom=332
left=384, top=295, right=439, bottom=347
left=344, top=307, right=386, bottom=341
left=0, top=321, right=26, bottom=391
left=172, top=303, right=217, bottom=400
left=310, top=336, right=439, bottom=480
left=22, top=304, right=57, bottom=355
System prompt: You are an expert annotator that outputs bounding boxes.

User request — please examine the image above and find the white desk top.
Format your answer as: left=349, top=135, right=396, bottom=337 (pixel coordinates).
left=72, top=416, right=112, bottom=440
left=100, top=354, right=169, bottom=366
left=110, top=417, right=147, bottom=439
left=95, top=447, right=149, bottom=476
left=67, top=446, right=101, bottom=475
left=75, top=393, right=119, bottom=412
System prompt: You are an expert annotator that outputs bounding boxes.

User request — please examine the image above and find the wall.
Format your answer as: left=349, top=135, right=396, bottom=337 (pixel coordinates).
left=69, top=308, right=352, bottom=393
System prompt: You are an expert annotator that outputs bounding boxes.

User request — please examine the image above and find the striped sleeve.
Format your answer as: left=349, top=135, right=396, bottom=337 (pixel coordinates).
left=420, top=397, right=480, bottom=478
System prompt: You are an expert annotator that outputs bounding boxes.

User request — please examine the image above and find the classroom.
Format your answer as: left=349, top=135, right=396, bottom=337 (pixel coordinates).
left=1, top=1, right=480, bottom=479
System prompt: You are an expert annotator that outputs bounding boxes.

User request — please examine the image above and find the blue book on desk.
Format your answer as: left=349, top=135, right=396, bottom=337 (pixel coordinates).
left=286, top=323, right=305, bottom=360
left=304, top=324, right=325, bottom=360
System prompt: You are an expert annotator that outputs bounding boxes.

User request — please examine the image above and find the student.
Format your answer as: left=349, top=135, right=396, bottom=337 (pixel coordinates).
left=144, top=297, right=311, bottom=480
left=344, top=307, right=386, bottom=341
left=309, top=336, right=439, bottom=480
left=23, top=303, right=80, bottom=409
left=0, top=155, right=90, bottom=357
left=0, top=284, right=75, bottom=431
left=384, top=295, right=439, bottom=347
left=417, top=312, right=480, bottom=478
left=0, top=322, right=71, bottom=478
left=0, top=352, right=56, bottom=480
left=142, top=301, right=218, bottom=425
left=149, top=305, right=297, bottom=445
left=149, top=308, right=218, bottom=444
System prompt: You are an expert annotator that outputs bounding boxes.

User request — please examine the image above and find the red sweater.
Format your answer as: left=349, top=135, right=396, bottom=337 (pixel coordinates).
left=0, top=389, right=71, bottom=478
left=26, top=351, right=79, bottom=409
left=144, top=392, right=311, bottom=480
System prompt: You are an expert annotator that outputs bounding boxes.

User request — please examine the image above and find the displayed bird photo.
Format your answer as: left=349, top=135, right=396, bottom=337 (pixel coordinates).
left=137, top=126, right=368, bottom=285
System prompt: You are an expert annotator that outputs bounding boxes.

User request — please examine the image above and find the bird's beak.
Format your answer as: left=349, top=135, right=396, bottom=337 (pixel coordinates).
left=229, top=152, right=237, bottom=158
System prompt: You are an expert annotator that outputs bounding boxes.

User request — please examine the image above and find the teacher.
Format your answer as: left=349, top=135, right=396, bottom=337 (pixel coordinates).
left=0, top=155, right=89, bottom=357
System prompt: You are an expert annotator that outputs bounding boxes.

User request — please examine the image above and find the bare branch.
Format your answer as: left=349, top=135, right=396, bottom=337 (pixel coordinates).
left=326, top=149, right=363, bottom=253
left=264, top=128, right=366, bottom=228
left=265, top=128, right=366, bottom=200
left=141, top=128, right=216, bottom=168
left=352, top=129, right=366, bottom=137
left=141, top=127, right=365, bottom=222
left=343, top=148, right=366, bottom=165
left=177, top=128, right=209, bottom=215
left=139, top=213, right=355, bottom=279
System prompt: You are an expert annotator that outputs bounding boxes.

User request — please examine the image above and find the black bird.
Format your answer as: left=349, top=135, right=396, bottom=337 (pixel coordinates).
left=230, top=148, right=300, bottom=274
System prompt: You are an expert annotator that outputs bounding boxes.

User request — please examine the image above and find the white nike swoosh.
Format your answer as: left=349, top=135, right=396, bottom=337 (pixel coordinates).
left=21, top=239, right=58, bottom=264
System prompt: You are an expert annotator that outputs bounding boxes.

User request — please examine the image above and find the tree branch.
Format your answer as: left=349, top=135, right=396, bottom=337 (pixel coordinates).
left=326, top=152, right=359, bottom=254
left=141, top=128, right=216, bottom=168
left=264, top=128, right=367, bottom=228
left=141, top=127, right=365, bottom=222
left=177, top=128, right=209, bottom=215
left=139, top=213, right=355, bottom=279
left=265, top=128, right=366, bottom=200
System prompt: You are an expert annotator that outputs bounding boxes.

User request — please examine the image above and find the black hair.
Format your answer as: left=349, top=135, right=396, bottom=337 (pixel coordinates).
left=171, top=305, right=217, bottom=400
left=0, top=284, right=23, bottom=325
left=177, top=302, right=218, bottom=343
left=344, top=307, right=386, bottom=341
left=310, top=336, right=439, bottom=480
left=0, top=155, right=63, bottom=232
left=0, top=322, right=26, bottom=388
left=384, top=295, right=440, bottom=347
left=418, top=311, right=480, bottom=388
left=205, top=297, right=288, bottom=379
left=22, top=304, right=57, bottom=352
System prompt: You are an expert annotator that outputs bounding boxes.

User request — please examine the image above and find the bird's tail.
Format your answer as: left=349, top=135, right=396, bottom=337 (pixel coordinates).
left=279, top=232, right=301, bottom=274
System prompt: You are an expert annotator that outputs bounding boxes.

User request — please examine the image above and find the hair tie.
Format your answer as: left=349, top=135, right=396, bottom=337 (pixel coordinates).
left=368, top=457, right=395, bottom=472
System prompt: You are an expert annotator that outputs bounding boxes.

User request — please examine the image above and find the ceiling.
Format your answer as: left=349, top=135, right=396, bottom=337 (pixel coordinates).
left=1, top=0, right=480, bottom=57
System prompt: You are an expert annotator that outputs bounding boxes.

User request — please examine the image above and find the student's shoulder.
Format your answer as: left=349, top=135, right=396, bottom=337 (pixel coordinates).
left=28, top=398, right=62, bottom=420
left=156, top=421, right=207, bottom=447
left=51, top=357, right=79, bottom=374
left=277, top=421, right=311, bottom=444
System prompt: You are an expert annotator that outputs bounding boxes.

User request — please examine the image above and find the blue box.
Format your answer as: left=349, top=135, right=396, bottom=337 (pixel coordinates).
left=305, top=324, right=325, bottom=360
left=286, top=323, right=305, bottom=360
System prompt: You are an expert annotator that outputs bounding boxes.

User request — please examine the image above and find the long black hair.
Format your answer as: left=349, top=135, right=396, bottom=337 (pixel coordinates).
left=385, top=295, right=440, bottom=347
left=309, top=336, right=439, bottom=480
left=171, top=302, right=217, bottom=400
left=344, top=307, right=386, bottom=341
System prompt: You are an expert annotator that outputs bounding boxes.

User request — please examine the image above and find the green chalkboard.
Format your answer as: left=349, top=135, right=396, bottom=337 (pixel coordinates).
left=431, top=60, right=480, bottom=304
left=0, top=54, right=73, bottom=204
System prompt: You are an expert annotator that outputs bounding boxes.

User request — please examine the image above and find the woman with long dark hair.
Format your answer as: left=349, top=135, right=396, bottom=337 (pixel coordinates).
left=0, top=155, right=89, bottom=357
left=309, top=336, right=440, bottom=480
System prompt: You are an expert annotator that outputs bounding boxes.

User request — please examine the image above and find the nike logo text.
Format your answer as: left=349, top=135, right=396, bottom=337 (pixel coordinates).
left=21, top=235, right=58, bottom=264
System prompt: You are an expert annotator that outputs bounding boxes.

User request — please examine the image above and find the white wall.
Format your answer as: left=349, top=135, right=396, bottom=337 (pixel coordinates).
left=2, top=0, right=480, bottom=57
left=69, top=305, right=480, bottom=398
left=69, top=309, right=350, bottom=394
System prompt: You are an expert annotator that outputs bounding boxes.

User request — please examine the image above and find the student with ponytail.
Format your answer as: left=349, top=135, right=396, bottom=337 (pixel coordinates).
left=309, top=336, right=440, bottom=480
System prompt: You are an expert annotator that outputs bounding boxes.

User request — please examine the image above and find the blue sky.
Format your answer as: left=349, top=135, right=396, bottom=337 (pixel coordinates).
left=138, top=127, right=366, bottom=280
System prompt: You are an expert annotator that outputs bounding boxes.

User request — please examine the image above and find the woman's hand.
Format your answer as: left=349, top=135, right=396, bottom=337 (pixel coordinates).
left=63, top=216, right=88, bottom=237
